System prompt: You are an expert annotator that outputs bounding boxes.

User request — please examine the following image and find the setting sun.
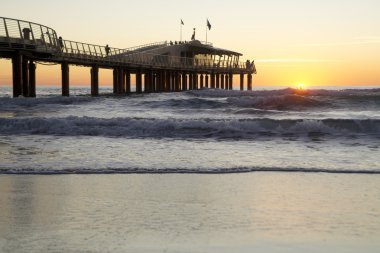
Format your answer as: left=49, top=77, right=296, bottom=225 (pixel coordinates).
left=297, top=83, right=306, bottom=90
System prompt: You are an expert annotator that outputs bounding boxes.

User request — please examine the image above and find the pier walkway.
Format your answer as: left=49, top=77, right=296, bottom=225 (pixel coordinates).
left=0, top=17, right=256, bottom=97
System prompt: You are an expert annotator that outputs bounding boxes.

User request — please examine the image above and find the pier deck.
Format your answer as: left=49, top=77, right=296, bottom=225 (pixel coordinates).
left=0, top=17, right=256, bottom=97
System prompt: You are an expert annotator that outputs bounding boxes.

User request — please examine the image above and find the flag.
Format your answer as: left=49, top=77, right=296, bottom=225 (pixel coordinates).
left=181, top=19, right=184, bottom=25
left=207, top=19, right=212, bottom=30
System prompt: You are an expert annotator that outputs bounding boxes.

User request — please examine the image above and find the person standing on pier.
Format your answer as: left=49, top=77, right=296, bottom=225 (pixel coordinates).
left=58, top=36, right=64, bottom=50
left=191, top=28, right=196, bottom=41
left=105, top=44, right=110, bottom=56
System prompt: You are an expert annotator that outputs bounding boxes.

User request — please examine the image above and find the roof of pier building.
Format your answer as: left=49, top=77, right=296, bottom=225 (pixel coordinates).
left=117, top=40, right=242, bottom=58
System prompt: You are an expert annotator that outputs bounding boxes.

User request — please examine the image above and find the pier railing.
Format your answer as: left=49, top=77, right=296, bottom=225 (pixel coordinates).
left=0, top=17, right=58, bottom=52
left=0, top=16, right=253, bottom=72
left=60, top=41, right=252, bottom=72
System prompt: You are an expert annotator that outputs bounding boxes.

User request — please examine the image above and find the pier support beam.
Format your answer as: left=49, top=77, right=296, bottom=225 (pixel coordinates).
left=152, top=71, right=156, bottom=92
left=22, top=57, right=29, bottom=97
left=113, top=68, right=118, bottom=94
left=61, top=62, right=69, bottom=96
left=225, top=74, right=229, bottom=90
left=90, top=65, right=99, bottom=96
left=216, top=74, right=220, bottom=89
left=211, top=73, right=215, bottom=89
left=182, top=73, right=187, bottom=91
left=136, top=70, right=142, bottom=93
left=176, top=72, right=181, bottom=91
left=248, top=74, right=253, bottom=91
left=229, top=74, right=233, bottom=90
left=125, top=70, right=131, bottom=94
left=200, top=74, right=204, bottom=89
left=28, top=61, right=36, bottom=97
left=240, top=73, right=244, bottom=91
left=117, top=67, right=124, bottom=95
left=221, top=74, right=225, bottom=89
left=159, top=70, right=165, bottom=92
left=205, top=74, right=209, bottom=88
left=144, top=72, right=150, bottom=93
left=193, top=73, right=198, bottom=90
left=12, top=53, right=22, bottom=98
left=188, top=73, right=193, bottom=90
left=165, top=71, right=170, bottom=92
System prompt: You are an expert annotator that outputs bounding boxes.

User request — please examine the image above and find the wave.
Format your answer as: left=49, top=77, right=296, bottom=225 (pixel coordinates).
left=1, top=116, right=379, bottom=138
left=1, top=167, right=379, bottom=175
left=191, top=88, right=380, bottom=98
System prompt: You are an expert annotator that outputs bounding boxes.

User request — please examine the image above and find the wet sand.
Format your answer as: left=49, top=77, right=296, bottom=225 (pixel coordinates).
left=1, top=173, right=380, bottom=253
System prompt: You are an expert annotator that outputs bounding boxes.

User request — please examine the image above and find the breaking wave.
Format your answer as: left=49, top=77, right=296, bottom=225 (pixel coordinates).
left=1, top=116, right=379, bottom=138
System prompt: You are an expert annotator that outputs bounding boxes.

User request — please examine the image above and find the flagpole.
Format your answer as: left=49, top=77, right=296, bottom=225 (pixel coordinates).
left=206, top=19, right=208, bottom=43
left=180, top=22, right=182, bottom=42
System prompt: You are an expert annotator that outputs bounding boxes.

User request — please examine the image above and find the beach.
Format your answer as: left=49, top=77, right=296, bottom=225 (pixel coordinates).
left=1, top=173, right=380, bottom=253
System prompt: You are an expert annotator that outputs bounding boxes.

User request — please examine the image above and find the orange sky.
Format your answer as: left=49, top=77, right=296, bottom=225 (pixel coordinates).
left=1, top=0, right=379, bottom=88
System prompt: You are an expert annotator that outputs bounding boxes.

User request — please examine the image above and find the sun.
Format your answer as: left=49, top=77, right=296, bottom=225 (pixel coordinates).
left=297, top=83, right=306, bottom=90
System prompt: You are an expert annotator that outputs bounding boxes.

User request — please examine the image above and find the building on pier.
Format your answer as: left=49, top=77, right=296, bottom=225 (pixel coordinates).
left=0, top=17, right=256, bottom=97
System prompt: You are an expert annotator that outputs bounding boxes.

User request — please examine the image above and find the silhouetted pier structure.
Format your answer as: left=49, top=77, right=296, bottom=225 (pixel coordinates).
left=0, top=17, right=256, bottom=97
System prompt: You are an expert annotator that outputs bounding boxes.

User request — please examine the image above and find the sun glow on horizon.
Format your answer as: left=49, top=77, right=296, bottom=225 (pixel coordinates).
left=297, top=83, right=306, bottom=90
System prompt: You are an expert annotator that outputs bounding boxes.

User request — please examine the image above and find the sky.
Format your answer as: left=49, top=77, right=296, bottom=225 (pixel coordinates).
left=1, top=0, right=379, bottom=87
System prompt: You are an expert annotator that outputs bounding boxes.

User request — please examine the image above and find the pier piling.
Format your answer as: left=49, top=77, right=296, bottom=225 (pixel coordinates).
left=28, top=61, right=36, bottom=97
left=90, top=65, right=99, bottom=96
left=12, top=54, right=22, bottom=98
left=240, top=73, right=244, bottom=91
left=61, top=62, right=69, bottom=96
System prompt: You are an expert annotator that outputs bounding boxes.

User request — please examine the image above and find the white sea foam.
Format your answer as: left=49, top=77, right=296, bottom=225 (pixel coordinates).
left=0, top=116, right=379, bottom=138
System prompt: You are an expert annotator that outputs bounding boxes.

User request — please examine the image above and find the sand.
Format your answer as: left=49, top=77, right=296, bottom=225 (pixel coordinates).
left=1, top=172, right=380, bottom=253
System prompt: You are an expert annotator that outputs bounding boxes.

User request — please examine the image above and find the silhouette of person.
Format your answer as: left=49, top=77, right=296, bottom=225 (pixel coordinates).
left=246, top=60, right=251, bottom=69
left=58, top=36, right=64, bottom=49
left=191, top=28, right=196, bottom=40
left=105, top=44, right=110, bottom=56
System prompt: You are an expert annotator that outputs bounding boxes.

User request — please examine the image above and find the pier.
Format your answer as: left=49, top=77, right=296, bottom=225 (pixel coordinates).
left=0, top=17, right=256, bottom=97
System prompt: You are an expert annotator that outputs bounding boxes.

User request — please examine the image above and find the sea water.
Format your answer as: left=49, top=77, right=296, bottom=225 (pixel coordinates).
left=0, top=86, right=380, bottom=252
left=0, top=86, right=379, bottom=174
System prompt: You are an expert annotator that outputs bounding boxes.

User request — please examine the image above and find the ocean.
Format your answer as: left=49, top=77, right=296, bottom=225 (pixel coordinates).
left=0, top=86, right=380, bottom=252
left=0, top=86, right=379, bottom=174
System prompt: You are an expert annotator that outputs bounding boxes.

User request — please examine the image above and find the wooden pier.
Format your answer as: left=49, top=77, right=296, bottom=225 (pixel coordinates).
left=0, top=17, right=256, bottom=97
